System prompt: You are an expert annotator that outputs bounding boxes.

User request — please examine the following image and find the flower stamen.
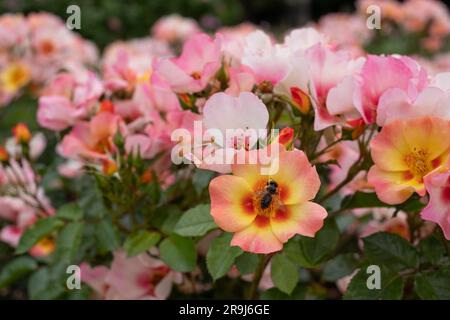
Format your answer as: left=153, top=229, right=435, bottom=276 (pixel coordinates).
left=404, top=149, right=432, bottom=181
left=252, top=179, right=282, bottom=218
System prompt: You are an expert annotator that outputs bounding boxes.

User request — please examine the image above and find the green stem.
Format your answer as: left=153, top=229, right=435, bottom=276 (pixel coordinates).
left=317, top=164, right=360, bottom=204
left=273, top=103, right=284, bottom=124
left=311, top=137, right=344, bottom=161
left=317, top=128, right=373, bottom=204
left=247, top=254, right=273, bottom=300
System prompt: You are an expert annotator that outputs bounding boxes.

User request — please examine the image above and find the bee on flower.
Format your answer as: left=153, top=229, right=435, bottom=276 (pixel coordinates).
left=209, top=144, right=328, bottom=254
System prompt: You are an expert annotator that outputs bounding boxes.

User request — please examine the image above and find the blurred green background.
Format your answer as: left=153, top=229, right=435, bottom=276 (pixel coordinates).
left=0, top=0, right=356, bottom=49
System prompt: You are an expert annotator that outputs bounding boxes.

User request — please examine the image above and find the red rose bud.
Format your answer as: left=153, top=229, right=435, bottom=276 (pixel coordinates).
left=0, top=146, right=8, bottom=161
left=278, top=127, right=294, bottom=146
left=178, top=93, right=193, bottom=109
left=99, top=100, right=115, bottom=113
left=102, top=159, right=118, bottom=176
left=140, top=168, right=154, bottom=184
left=346, top=118, right=365, bottom=128
left=345, top=118, right=365, bottom=140
left=12, top=123, right=31, bottom=143
left=290, top=87, right=311, bottom=114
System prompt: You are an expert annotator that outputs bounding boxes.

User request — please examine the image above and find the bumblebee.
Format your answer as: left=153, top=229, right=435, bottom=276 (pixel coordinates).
left=260, top=179, right=278, bottom=209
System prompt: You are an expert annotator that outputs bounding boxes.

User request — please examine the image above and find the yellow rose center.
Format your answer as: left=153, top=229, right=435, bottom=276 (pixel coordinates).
left=1, top=63, right=30, bottom=92
left=252, top=179, right=282, bottom=218
left=404, top=149, right=432, bottom=180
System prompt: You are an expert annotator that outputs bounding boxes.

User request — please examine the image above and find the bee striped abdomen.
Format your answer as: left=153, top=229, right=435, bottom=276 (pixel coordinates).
left=260, top=193, right=273, bottom=209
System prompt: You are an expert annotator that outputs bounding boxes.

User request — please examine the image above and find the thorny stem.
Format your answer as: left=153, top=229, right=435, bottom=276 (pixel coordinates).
left=247, top=253, right=274, bottom=300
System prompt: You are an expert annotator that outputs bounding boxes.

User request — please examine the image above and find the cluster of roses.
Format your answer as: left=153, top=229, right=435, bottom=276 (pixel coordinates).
left=316, top=0, right=450, bottom=71
left=0, top=12, right=98, bottom=107
left=0, top=5, right=449, bottom=299
left=0, top=123, right=54, bottom=257
left=358, top=0, right=450, bottom=51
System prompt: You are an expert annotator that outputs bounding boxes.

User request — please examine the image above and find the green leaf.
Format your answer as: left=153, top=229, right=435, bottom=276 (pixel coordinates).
left=342, top=192, right=424, bottom=212
left=53, top=222, right=84, bottom=264
left=56, top=203, right=83, bottom=221
left=0, top=242, right=10, bottom=260
left=271, top=253, right=299, bottom=295
left=323, top=253, right=358, bottom=282
left=399, top=195, right=426, bottom=213
left=206, top=233, right=243, bottom=280
left=418, top=235, right=445, bottom=265
left=16, top=217, right=64, bottom=254
left=284, top=218, right=340, bottom=267
left=145, top=176, right=161, bottom=204
left=341, top=192, right=387, bottom=210
left=363, top=232, right=419, bottom=271
left=77, top=181, right=106, bottom=220
left=95, top=220, right=120, bottom=254
left=260, top=286, right=306, bottom=300
left=344, top=265, right=404, bottom=300
left=124, top=230, right=161, bottom=257
left=65, top=286, right=91, bottom=300
left=0, top=256, right=38, bottom=288
left=28, top=268, right=50, bottom=299
left=0, top=95, right=38, bottom=139
left=28, top=267, right=65, bottom=300
left=415, top=268, right=450, bottom=300
left=174, top=204, right=217, bottom=237
left=151, top=205, right=183, bottom=234
left=235, top=252, right=259, bottom=275
left=192, top=169, right=215, bottom=195
left=160, top=234, right=197, bottom=272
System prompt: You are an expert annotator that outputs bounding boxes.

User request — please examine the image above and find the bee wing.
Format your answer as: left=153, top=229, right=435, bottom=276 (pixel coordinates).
left=274, top=197, right=285, bottom=211
left=254, top=190, right=266, bottom=197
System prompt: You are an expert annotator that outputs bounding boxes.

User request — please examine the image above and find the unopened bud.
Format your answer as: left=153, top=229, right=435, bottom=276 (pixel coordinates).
left=344, top=118, right=366, bottom=140
left=140, top=168, right=154, bottom=184
left=0, top=146, right=8, bottom=161
left=178, top=93, right=194, bottom=110
left=99, top=100, right=114, bottom=113
left=12, top=123, right=31, bottom=143
left=102, top=159, right=118, bottom=176
left=278, top=127, right=294, bottom=146
left=290, top=87, right=311, bottom=114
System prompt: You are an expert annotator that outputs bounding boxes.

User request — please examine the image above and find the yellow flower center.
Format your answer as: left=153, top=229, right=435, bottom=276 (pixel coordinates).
left=1, top=63, right=30, bottom=92
left=252, top=179, right=282, bottom=218
left=404, top=149, right=432, bottom=180
left=137, top=70, right=152, bottom=84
